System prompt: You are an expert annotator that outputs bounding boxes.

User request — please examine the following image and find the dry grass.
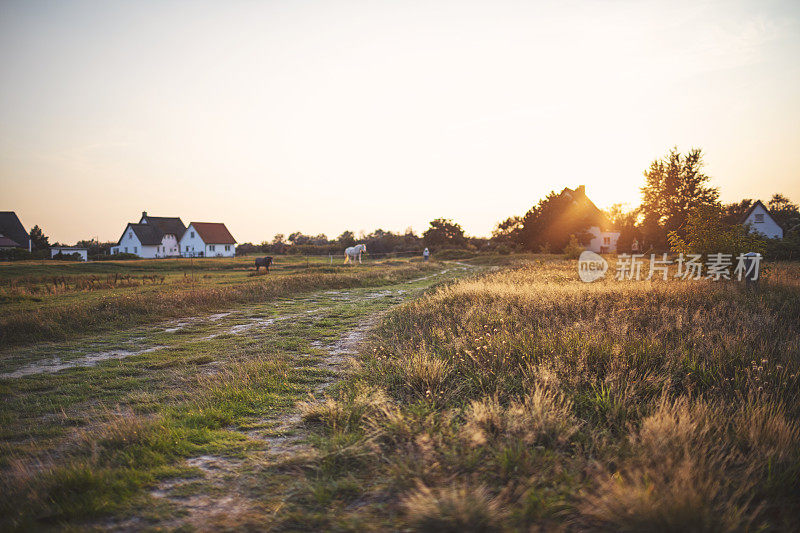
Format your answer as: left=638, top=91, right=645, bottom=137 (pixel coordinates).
left=401, top=483, right=507, bottom=533
left=285, top=259, right=800, bottom=530
left=0, top=260, right=438, bottom=346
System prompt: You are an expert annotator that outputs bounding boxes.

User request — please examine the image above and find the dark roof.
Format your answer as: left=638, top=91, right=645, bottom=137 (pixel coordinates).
left=0, top=235, right=20, bottom=247
left=141, top=215, right=186, bottom=240
left=559, top=186, right=613, bottom=230
left=738, top=200, right=782, bottom=229
left=190, top=222, right=237, bottom=244
left=122, top=223, right=165, bottom=245
left=0, top=212, right=31, bottom=249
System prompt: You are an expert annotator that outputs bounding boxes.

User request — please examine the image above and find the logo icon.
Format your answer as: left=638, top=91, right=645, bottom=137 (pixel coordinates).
left=578, top=251, right=607, bottom=282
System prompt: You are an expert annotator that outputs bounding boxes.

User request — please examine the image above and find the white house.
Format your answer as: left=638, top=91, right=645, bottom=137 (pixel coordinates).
left=50, top=247, right=88, bottom=261
left=111, top=212, right=188, bottom=258
left=586, top=226, right=621, bottom=254
left=740, top=200, right=783, bottom=239
left=559, top=186, right=621, bottom=254
left=112, top=223, right=168, bottom=258
left=180, top=222, right=237, bottom=257
left=138, top=212, right=185, bottom=256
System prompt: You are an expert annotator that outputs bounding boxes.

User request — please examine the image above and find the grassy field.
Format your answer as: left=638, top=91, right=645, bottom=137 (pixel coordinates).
left=0, top=255, right=439, bottom=346
left=0, top=258, right=477, bottom=530
left=2, top=255, right=798, bottom=530
left=278, top=257, right=800, bottom=531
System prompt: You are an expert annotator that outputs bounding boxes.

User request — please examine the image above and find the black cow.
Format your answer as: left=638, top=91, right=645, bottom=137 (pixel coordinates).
left=255, top=256, right=273, bottom=273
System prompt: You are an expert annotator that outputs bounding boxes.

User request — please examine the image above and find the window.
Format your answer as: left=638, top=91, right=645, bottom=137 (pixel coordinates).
left=754, top=213, right=764, bottom=223
left=191, top=231, right=195, bottom=238
left=603, top=236, right=611, bottom=245
left=225, top=245, right=230, bottom=251
left=134, top=247, right=137, bottom=253
left=186, top=245, right=189, bottom=251
left=209, top=245, right=215, bottom=251
left=129, top=233, right=132, bottom=239
left=124, top=247, right=128, bottom=253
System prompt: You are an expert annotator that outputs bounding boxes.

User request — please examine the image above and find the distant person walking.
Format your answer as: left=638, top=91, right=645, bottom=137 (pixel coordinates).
left=631, top=238, right=639, bottom=253
left=423, top=248, right=430, bottom=261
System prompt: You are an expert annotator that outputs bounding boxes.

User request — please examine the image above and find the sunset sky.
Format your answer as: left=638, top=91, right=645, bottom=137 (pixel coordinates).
left=2, top=0, right=799, bottom=244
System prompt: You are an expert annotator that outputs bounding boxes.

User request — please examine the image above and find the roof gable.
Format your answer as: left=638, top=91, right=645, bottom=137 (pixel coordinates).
left=119, top=223, right=164, bottom=246
left=141, top=215, right=186, bottom=240
left=188, top=222, right=236, bottom=244
left=0, top=212, right=31, bottom=249
left=0, top=235, right=21, bottom=247
left=558, top=186, right=613, bottom=230
left=739, top=200, right=782, bottom=229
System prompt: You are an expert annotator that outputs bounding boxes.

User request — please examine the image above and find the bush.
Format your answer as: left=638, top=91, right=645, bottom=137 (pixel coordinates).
left=562, top=235, right=583, bottom=259
left=668, top=205, right=766, bottom=257
left=434, top=249, right=476, bottom=260
left=0, top=248, right=48, bottom=261
left=95, top=253, right=140, bottom=261
left=496, top=244, right=511, bottom=255
left=52, top=252, right=83, bottom=262
left=765, top=233, right=800, bottom=261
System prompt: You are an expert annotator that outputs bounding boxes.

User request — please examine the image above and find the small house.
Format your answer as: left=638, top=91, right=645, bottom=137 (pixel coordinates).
left=50, top=247, right=89, bottom=261
left=740, top=200, right=784, bottom=239
left=558, top=186, right=620, bottom=254
left=180, top=222, right=236, bottom=257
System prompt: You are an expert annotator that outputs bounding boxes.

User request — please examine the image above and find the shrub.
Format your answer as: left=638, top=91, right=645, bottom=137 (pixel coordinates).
left=95, top=253, right=140, bottom=261
left=401, top=483, right=506, bottom=533
left=562, top=234, right=583, bottom=259
left=435, top=249, right=476, bottom=260
left=668, top=204, right=766, bottom=257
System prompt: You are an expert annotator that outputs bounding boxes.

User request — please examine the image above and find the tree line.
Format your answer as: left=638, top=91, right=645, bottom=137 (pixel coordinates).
left=237, top=219, right=491, bottom=257
left=492, top=147, right=800, bottom=258
left=11, top=147, right=800, bottom=260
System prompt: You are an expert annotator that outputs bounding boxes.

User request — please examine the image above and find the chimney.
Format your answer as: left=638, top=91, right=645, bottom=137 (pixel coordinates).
left=576, top=185, right=585, bottom=195
left=142, top=211, right=147, bottom=220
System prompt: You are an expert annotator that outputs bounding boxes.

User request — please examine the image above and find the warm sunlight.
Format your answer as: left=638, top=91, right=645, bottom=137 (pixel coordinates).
left=2, top=1, right=799, bottom=243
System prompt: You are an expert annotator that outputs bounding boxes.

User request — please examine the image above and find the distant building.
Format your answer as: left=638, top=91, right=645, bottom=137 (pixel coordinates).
left=180, top=222, right=237, bottom=257
left=50, top=247, right=88, bottom=261
left=111, top=211, right=187, bottom=258
left=740, top=200, right=784, bottom=239
left=559, top=186, right=620, bottom=254
left=0, top=211, right=32, bottom=251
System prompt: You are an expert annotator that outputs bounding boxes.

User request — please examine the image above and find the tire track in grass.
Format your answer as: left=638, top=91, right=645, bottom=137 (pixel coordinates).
left=141, top=263, right=479, bottom=530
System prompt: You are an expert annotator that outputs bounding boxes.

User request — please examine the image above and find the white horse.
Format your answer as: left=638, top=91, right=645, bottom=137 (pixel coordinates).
left=344, top=244, right=367, bottom=265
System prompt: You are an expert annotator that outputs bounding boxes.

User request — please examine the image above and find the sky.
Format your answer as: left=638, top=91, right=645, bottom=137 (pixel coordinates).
left=1, top=0, right=799, bottom=244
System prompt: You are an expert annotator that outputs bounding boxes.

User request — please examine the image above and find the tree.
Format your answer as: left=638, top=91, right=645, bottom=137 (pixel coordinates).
left=29, top=225, right=49, bottom=250
left=337, top=231, right=356, bottom=247
left=722, top=199, right=754, bottom=226
left=768, top=194, right=800, bottom=231
left=605, top=203, right=640, bottom=253
left=288, top=232, right=310, bottom=245
left=492, top=216, right=524, bottom=247
left=423, top=218, right=466, bottom=248
left=668, top=204, right=765, bottom=257
left=639, top=147, right=719, bottom=250
left=516, top=189, right=600, bottom=252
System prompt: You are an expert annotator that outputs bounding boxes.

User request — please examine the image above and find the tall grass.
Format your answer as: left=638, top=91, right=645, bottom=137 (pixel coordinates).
left=289, top=260, right=800, bottom=530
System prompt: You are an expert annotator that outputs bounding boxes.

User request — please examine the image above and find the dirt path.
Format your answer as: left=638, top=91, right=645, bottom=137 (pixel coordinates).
left=91, top=264, right=477, bottom=530
left=134, top=314, right=377, bottom=530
